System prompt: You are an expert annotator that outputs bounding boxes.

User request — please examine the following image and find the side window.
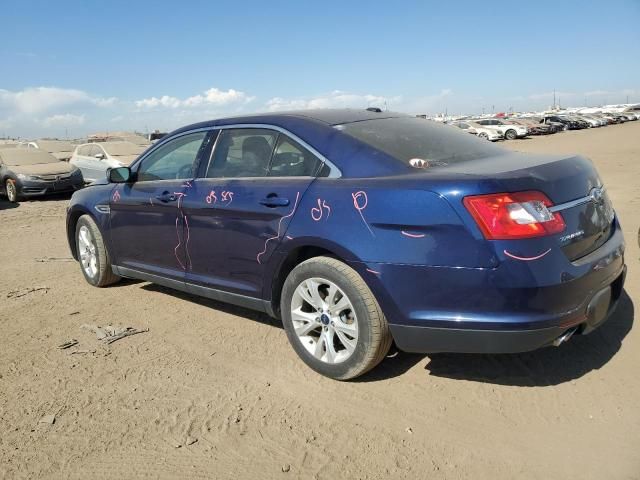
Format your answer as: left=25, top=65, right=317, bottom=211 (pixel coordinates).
left=88, top=144, right=104, bottom=159
left=138, top=132, right=206, bottom=182
left=269, top=135, right=321, bottom=177
left=206, top=129, right=277, bottom=178
left=78, top=145, right=92, bottom=156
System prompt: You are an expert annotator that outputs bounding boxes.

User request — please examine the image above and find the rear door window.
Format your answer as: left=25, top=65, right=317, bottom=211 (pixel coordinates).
left=268, top=135, right=321, bottom=177
left=206, top=129, right=277, bottom=178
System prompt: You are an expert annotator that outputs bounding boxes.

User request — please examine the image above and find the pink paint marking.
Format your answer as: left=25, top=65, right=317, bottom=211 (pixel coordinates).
left=184, top=215, right=192, bottom=270
left=149, top=198, right=154, bottom=206
left=173, top=192, right=188, bottom=270
left=503, top=248, right=552, bottom=262
left=257, top=192, right=301, bottom=264
left=112, top=190, right=121, bottom=203
left=366, top=268, right=381, bottom=275
left=206, top=190, right=217, bottom=204
left=174, top=216, right=186, bottom=270
left=221, top=190, right=234, bottom=205
left=322, top=200, right=331, bottom=218
left=285, top=235, right=294, bottom=240
left=401, top=231, right=426, bottom=239
left=311, top=198, right=323, bottom=221
left=352, top=191, right=375, bottom=237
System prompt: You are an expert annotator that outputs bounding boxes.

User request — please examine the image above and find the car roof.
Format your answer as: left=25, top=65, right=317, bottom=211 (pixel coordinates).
left=172, top=108, right=408, bottom=133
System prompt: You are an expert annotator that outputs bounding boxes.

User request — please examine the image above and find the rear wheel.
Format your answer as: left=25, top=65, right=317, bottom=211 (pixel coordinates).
left=75, top=215, right=120, bottom=287
left=505, top=129, right=517, bottom=140
left=281, top=256, right=392, bottom=380
left=5, top=179, right=19, bottom=203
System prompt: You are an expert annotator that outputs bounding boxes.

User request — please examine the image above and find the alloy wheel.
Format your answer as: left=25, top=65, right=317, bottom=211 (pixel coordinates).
left=290, top=277, right=358, bottom=364
left=78, top=225, right=98, bottom=279
left=6, top=180, right=17, bottom=202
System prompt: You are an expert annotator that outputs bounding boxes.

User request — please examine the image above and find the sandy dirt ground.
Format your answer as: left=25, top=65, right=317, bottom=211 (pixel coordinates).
left=1, top=122, right=639, bottom=480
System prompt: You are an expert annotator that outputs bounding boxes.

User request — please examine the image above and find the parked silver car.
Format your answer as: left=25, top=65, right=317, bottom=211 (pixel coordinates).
left=70, top=141, right=147, bottom=183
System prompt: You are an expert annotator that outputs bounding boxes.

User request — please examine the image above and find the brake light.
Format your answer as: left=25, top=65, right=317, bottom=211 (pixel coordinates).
left=463, top=191, right=565, bottom=239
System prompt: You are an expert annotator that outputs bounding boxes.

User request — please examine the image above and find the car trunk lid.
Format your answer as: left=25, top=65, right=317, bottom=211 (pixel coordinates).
left=425, top=152, right=615, bottom=261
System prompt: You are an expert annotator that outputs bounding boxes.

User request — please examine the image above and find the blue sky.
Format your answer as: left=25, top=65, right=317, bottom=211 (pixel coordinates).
left=1, top=0, right=638, bottom=138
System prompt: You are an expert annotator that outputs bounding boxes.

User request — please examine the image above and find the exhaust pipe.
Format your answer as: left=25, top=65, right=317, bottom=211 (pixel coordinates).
left=552, top=326, right=578, bottom=347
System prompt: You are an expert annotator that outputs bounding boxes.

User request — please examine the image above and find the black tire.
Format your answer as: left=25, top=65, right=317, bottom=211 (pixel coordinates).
left=5, top=179, right=19, bottom=203
left=75, top=214, right=120, bottom=287
left=281, top=256, right=392, bottom=380
left=505, top=129, right=517, bottom=140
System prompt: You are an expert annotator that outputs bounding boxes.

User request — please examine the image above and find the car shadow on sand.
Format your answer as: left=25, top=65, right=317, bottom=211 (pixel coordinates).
left=0, top=198, right=19, bottom=210
left=140, top=283, right=283, bottom=328
left=139, top=282, right=634, bottom=387
left=362, top=290, right=634, bottom=386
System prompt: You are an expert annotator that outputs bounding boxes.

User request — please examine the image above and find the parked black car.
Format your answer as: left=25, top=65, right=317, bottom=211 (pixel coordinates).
left=542, top=115, right=583, bottom=130
left=0, top=148, right=84, bottom=202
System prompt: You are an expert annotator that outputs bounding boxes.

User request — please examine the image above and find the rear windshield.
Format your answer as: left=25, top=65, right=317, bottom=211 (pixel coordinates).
left=337, top=117, right=505, bottom=168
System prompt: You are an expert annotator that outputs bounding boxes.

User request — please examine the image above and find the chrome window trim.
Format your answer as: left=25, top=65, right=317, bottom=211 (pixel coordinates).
left=549, top=186, right=605, bottom=213
left=133, top=123, right=342, bottom=179
left=208, top=123, right=342, bottom=178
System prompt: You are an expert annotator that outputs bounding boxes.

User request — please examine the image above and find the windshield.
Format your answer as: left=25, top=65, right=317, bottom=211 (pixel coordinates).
left=1, top=149, right=59, bottom=166
left=337, top=117, right=505, bottom=168
left=102, top=142, right=146, bottom=157
left=37, top=140, right=74, bottom=153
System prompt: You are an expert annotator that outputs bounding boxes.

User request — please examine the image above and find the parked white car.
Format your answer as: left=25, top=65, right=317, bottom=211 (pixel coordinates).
left=576, top=115, right=602, bottom=127
left=19, top=139, right=76, bottom=161
left=450, top=121, right=503, bottom=141
left=473, top=119, right=529, bottom=140
left=70, top=141, right=147, bottom=183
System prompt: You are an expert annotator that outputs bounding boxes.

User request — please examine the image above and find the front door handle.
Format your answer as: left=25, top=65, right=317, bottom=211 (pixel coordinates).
left=156, top=191, right=177, bottom=203
left=260, top=195, right=290, bottom=208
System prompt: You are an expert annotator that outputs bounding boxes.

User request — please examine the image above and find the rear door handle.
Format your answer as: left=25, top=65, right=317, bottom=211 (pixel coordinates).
left=260, top=196, right=290, bottom=208
left=156, top=191, right=177, bottom=203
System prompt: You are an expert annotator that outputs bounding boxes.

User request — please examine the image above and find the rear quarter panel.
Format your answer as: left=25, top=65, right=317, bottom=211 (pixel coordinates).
left=279, top=177, right=498, bottom=268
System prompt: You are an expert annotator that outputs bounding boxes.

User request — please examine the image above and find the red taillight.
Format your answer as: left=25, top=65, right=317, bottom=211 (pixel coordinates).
left=463, top=191, right=565, bottom=240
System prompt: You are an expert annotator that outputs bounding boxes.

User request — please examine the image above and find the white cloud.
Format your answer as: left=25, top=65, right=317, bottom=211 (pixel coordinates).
left=0, top=87, right=115, bottom=114
left=265, top=90, right=401, bottom=112
left=42, top=113, right=86, bottom=127
left=135, top=87, right=254, bottom=109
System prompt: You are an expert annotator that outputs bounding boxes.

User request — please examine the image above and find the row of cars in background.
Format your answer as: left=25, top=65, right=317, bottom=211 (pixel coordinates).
left=0, top=131, right=164, bottom=202
left=442, top=109, right=639, bottom=141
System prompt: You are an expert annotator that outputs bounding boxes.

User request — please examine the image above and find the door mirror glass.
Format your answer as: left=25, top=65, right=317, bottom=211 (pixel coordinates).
left=108, top=166, right=132, bottom=183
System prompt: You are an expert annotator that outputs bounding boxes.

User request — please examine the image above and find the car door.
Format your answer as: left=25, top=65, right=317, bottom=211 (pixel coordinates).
left=182, top=127, right=322, bottom=299
left=72, top=145, right=97, bottom=181
left=109, top=130, right=211, bottom=281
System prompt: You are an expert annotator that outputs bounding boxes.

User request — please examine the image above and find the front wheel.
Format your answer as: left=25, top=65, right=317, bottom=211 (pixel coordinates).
left=477, top=132, right=489, bottom=140
left=75, top=215, right=121, bottom=287
left=505, top=129, right=517, bottom=140
left=5, top=179, right=19, bottom=203
left=281, top=256, right=392, bottom=380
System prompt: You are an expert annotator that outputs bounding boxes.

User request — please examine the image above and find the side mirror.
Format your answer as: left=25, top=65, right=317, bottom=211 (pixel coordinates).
left=108, top=166, right=132, bottom=183
left=94, top=153, right=105, bottom=160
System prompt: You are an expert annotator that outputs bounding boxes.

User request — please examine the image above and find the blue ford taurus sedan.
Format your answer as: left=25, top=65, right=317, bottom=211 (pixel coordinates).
left=66, top=109, right=626, bottom=380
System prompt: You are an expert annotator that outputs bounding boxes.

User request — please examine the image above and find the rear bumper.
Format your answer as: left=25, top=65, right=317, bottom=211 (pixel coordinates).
left=390, top=266, right=625, bottom=353
left=357, top=221, right=626, bottom=354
